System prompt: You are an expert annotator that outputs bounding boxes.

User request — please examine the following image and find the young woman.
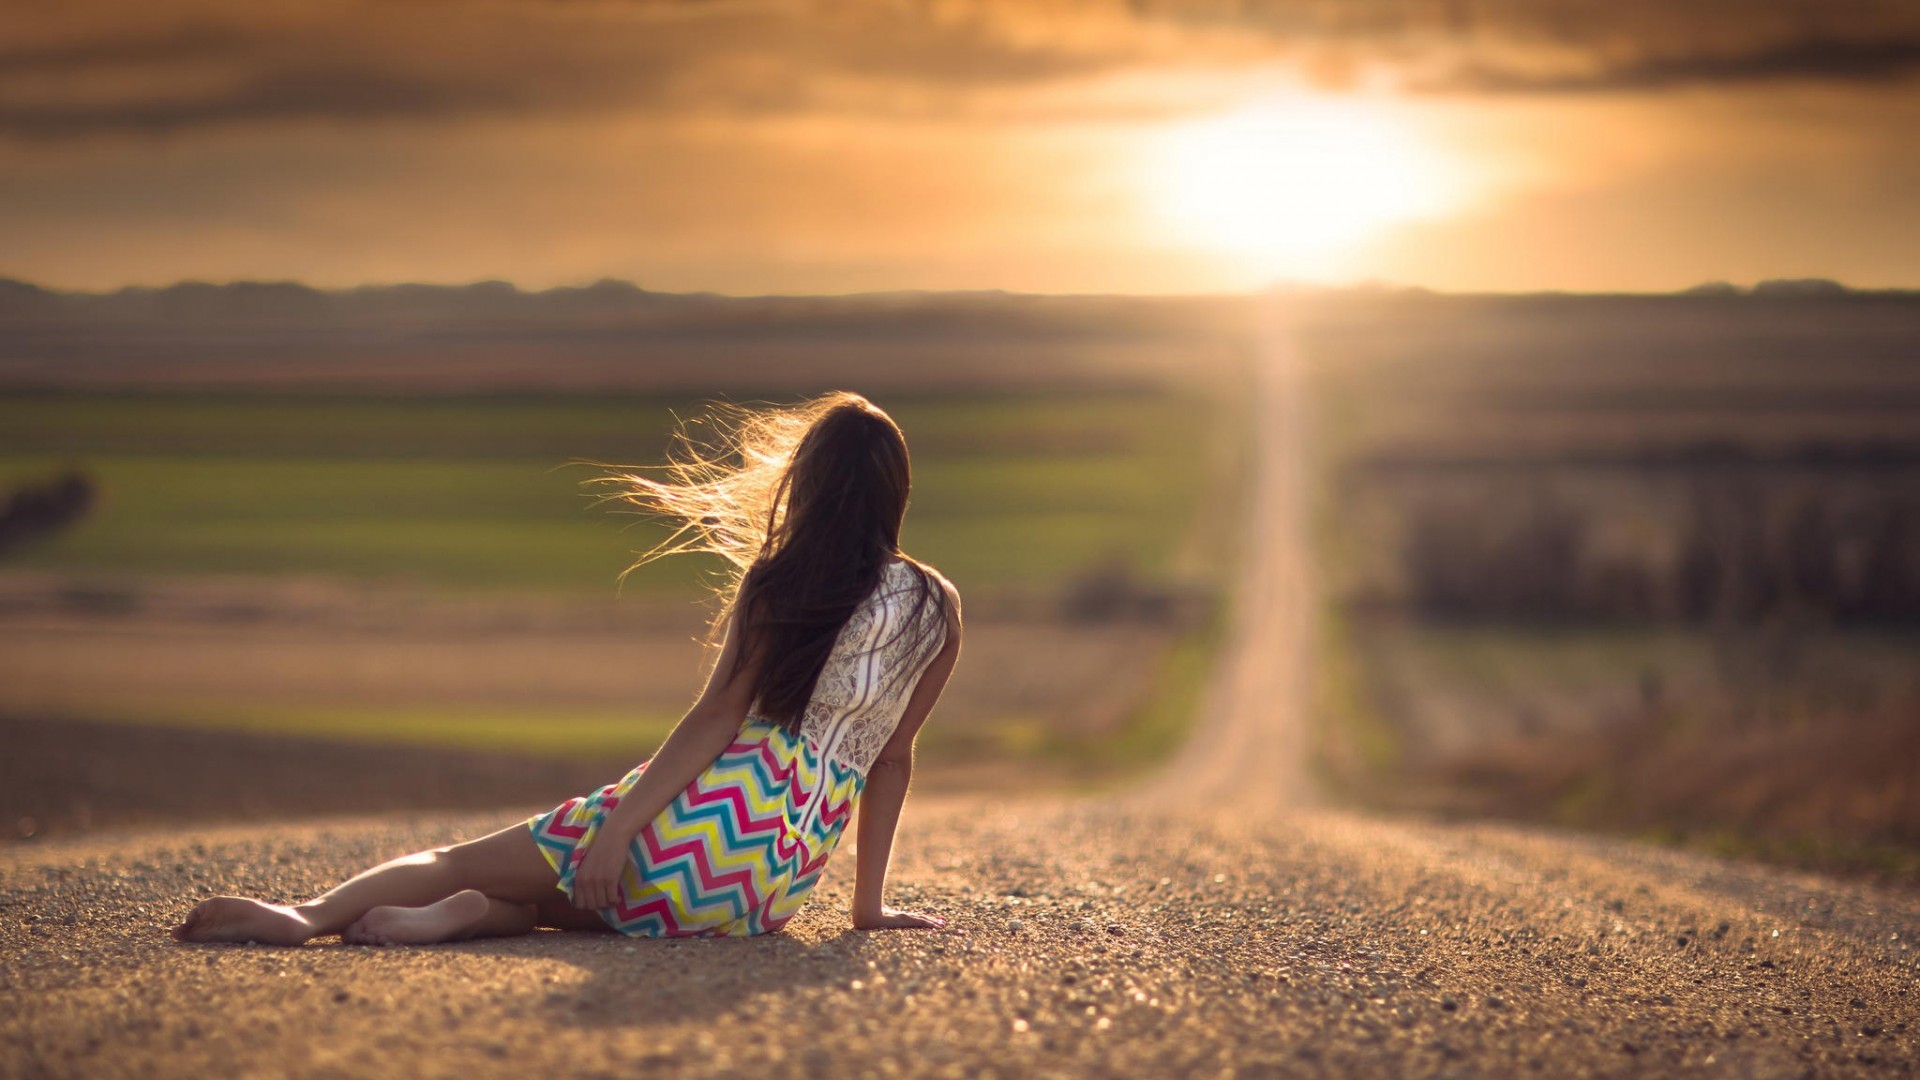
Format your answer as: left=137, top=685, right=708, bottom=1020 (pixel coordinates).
left=171, top=391, right=961, bottom=944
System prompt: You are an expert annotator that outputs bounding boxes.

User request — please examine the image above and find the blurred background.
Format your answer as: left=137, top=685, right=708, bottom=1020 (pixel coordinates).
left=1, top=0, right=1915, bottom=882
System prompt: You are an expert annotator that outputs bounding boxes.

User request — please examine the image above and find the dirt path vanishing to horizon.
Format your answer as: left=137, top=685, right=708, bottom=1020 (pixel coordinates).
left=4, top=299, right=1918, bottom=1078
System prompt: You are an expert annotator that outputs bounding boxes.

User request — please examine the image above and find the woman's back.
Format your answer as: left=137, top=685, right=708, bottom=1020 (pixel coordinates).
left=750, top=557, right=950, bottom=778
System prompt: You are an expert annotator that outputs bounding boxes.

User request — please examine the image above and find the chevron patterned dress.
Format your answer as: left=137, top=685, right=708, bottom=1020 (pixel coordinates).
left=527, top=558, right=947, bottom=937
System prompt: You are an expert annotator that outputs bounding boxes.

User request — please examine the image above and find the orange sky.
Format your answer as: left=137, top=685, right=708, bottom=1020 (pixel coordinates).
left=3, top=0, right=1917, bottom=294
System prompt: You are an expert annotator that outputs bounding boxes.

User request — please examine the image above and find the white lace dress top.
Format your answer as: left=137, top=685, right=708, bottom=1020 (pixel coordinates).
left=744, top=558, right=949, bottom=777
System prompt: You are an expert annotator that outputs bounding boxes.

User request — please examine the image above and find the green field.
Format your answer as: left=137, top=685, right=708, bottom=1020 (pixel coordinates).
left=39, top=699, right=686, bottom=762
left=0, top=390, right=1235, bottom=597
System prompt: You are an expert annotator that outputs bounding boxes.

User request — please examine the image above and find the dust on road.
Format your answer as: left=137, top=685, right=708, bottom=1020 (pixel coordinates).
left=5, top=802, right=1916, bottom=1078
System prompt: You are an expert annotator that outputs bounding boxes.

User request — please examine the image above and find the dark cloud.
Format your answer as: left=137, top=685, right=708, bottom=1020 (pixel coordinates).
left=0, top=2, right=1137, bottom=141
left=0, top=23, right=250, bottom=75
left=2, top=0, right=1918, bottom=142
left=1108, top=0, right=1920, bottom=94
left=0, top=65, right=540, bottom=138
left=1425, top=36, right=1920, bottom=94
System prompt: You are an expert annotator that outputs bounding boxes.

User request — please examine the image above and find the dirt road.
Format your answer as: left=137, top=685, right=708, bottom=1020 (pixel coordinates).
left=5, top=303, right=1918, bottom=1077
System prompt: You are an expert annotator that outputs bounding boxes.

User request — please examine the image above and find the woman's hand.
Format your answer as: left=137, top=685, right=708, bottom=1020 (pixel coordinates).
left=852, top=905, right=946, bottom=931
left=570, top=831, right=630, bottom=912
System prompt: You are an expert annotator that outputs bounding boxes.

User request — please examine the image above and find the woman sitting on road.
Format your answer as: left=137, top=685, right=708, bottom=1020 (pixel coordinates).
left=172, top=391, right=962, bottom=944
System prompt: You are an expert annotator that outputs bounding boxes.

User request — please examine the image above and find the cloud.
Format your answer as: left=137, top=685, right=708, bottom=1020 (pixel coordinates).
left=0, top=23, right=250, bottom=74
left=0, top=1, right=1142, bottom=141
left=2, top=0, right=1918, bottom=142
left=0, top=65, right=541, bottom=138
left=1423, top=36, right=1920, bottom=94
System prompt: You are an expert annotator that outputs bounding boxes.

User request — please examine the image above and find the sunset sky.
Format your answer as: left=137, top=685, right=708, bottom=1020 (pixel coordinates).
left=3, top=0, right=1917, bottom=295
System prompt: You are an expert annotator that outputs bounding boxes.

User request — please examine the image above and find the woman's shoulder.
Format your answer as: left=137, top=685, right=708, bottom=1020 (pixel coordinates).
left=888, top=556, right=961, bottom=633
left=889, top=554, right=957, bottom=596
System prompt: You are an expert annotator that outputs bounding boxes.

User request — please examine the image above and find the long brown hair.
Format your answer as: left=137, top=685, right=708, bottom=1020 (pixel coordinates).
left=582, top=391, right=949, bottom=731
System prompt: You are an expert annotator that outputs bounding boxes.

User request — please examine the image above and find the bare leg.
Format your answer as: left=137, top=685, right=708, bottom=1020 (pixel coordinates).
left=338, top=888, right=619, bottom=946
left=173, top=823, right=562, bottom=945
left=294, top=824, right=558, bottom=935
left=341, top=891, right=538, bottom=946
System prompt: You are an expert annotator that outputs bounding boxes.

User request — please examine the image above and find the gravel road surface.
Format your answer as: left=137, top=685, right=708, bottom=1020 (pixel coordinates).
left=4, top=306, right=1917, bottom=1078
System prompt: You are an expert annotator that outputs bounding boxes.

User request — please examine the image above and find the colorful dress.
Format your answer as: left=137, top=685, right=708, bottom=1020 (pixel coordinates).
left=527, top=558, right=948, bottom=937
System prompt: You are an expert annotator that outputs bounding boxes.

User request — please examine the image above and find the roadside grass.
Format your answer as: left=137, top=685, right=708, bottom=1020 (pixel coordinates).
left=1309, top=603, right=1401, bottom=789
left=1680, top=830, right=1920, bottom=888
left=906, top=601, right=1226, bottom=791
left=1333, top=620, right=1920, bottom=887
left=1085, top=599, right=1228, bottom=773
left=1302, top=372, right=1402, bottom=796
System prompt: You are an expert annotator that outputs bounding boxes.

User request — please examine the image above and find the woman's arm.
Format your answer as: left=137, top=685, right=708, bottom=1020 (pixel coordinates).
left=851, top=581, right=963, bottom=930
left=569, top=609, right=761, bottom=911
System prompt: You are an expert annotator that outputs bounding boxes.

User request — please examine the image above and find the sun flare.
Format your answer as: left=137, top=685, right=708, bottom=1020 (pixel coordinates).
left=1145, top=97, right=1468, bottom=279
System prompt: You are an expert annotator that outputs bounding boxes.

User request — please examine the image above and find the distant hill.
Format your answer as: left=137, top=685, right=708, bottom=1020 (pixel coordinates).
left=0, top=278, right=1265, bottom=394
left=0, top=278, right=1911, bottom=394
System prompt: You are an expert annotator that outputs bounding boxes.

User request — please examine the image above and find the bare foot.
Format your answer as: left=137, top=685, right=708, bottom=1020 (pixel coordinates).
left=342, top=890, right=490, bottom=946
left=172, top=896, right=313, bottom=946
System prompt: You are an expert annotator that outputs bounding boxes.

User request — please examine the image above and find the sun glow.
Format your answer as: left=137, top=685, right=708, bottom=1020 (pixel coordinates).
left=1144, top=97, right=1470, bottom=279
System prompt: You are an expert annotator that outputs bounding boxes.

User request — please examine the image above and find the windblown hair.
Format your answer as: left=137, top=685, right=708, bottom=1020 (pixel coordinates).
left=581, top=392, right=949, bottom=731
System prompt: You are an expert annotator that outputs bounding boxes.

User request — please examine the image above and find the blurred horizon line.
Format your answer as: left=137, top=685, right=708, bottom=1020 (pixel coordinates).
left=4, top=274, right=1916, bottom=304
